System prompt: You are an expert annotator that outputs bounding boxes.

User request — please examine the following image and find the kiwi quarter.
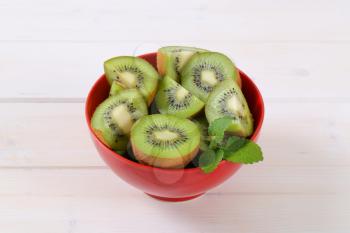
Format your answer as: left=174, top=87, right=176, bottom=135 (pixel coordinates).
left=130, top=114, right=200, bottom=169
left=155, top=75, right=204, bottom=118
left=181, top=52, right=239, bottom=102
left=91, top=89, right=148, bottom=152
left=205, top=79, right=254, bottom=137
left=104, top=56, right=159, bottom=105
left=157, top=46, right=207, bottom=81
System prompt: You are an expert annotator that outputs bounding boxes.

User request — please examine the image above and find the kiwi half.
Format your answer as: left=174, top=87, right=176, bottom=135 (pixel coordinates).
left=205, top=79, right=254, bottom=137
left=155, top=75, right=204, bottom=118
left=91, top=89, right=148, bottom=152
left=181, top=52, right=239, bottom=102
left=130, top=114, right=200, bottom=169
left=157, top=46, right=207, bottom=81
left=104, top=56, right=159, bottom=105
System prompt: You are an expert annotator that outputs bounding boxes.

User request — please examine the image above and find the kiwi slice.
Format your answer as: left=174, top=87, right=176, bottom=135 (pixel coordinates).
left=181, top=52, right=239, bottom=102
left=130, top=114, right=200, bottom=169
left=109, top=81, right=125, bottom=96
left=155, top=75, right=204, bottom=118
left=205, top=79, right=254, bottom=137
left=91, top=89, right=148, bottom=152
left=104, top=56, right=159, bottom=105
left=157, top=46, right=207, bottom=81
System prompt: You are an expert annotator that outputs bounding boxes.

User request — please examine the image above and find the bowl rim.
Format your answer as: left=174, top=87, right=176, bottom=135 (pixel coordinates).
left=85, top=52, right=264, bottom=174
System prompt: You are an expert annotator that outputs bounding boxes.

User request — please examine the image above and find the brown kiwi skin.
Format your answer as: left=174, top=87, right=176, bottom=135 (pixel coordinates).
left=146, top=88, right=157, bottom=106
left=132, top=143, right=199, bottom=169
left=156, top=52, right=167, bottom=77
left=131, top=143, right=199, bottom=169
left=236, top=69, right=242, bottom=88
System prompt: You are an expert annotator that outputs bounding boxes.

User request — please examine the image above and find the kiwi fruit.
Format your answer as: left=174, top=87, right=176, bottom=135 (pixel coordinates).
left=205, top=79, right=254, bottom=137
left=191, top=117, right=209, bottom=151
left=91, top=89, right=148, bottom=152
left=109, top=81, right=125, bottom=96
left=130, top=114, right=200, bottom=169
left=155, top=75, right=204, bottom=118
left=181, top=52, right=239, bottom=102
left=104, top=56, right=159, bottom=105
left=157, top=46, right=207, bottom=81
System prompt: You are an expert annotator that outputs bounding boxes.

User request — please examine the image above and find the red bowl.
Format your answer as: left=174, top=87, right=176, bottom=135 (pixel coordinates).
left=85, top=53, right=264, bottom=202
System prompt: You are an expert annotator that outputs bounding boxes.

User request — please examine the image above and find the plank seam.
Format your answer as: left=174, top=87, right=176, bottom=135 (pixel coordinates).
left=1, top=97, right=350, bottom=104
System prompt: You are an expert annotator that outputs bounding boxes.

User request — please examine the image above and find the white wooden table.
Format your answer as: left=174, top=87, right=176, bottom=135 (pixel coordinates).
left=1, top=1, right=350, bottom=232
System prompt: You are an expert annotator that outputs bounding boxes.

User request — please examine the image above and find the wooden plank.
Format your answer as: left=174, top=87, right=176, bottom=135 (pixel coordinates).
left=0, top=102, right=349, bottom=167
left=0, top=103, right=103, bottom=167
left=0, top=0, right=349, bottom=42
left=0, top=166, right=349, bottom=233
left=0, top=42, right=350, bottom=100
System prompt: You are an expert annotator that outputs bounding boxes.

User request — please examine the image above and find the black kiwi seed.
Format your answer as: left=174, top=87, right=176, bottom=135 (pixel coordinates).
left=155, top=76, right=205, bottom=119
left=181, top=52, right=237, bottom=103
left=103, top=100, right=138, bottom=136
left=192, top=62, right=225, bottom=92
left=163, top=87, right=192, bottom=110
left=113, top=65, right=144, bottom=88
left=218, top=89, right=246, bottom=118
left=144, top=124, right=188, bottom=149
left=174, top=56, right=181, bottom=76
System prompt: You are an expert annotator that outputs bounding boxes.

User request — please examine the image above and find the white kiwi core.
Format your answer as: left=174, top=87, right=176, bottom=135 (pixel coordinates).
left=227, top=96, right=242, bottom=114
left=154, top=130, right=179, bottom=141
left=175, top=88, right=189, bottom=101
left=111, top=104, right=133, bottom=134
left=119, top=72, right=137, bottom=88
left=201, top=70, right=217, bottom=86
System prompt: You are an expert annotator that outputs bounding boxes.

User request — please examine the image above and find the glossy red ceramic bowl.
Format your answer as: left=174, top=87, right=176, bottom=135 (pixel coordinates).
left=85, top=53, right=264, bottom=202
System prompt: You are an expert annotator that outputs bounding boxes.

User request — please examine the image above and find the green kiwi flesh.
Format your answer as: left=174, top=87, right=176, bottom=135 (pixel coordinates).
left=91, top=89, right=148, bottom=152
left=130, top=114, right=200, bottom=169
left=155, top=75, right=204, bottom=118
left=205, top=79, right=254, bottom=137
left=181, top=52, right=238, bottom=102
left=157, top=46, right=207, bottom=81
left=191, top=116, right=209, bottom=151
left=104, top=56, right=159, bottom=104
left=109, top=81, right=125, bottom=96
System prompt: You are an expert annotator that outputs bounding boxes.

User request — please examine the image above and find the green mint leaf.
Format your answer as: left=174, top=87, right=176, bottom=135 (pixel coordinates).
left=221, top=136, right=247, bottom=153
left=198, top=149, right=215, bottom=167
left=199, top=149, right=224, bottom=173
left=208, top=117, right=233, bottom=149
left=208, top=117, right=233, bottom=137
left=224, top=140, right=263, bottom=164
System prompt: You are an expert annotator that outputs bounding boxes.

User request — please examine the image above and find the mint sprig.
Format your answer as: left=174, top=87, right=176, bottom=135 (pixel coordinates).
left=208, top=117, right=233, bottom=149
left=199, top=149, right=224, bottom=173
left=199, top=117, right=263, bottom=173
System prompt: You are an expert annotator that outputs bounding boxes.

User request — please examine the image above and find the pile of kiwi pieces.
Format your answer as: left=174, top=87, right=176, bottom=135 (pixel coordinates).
left=91, top=46, right=254, bottom=169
